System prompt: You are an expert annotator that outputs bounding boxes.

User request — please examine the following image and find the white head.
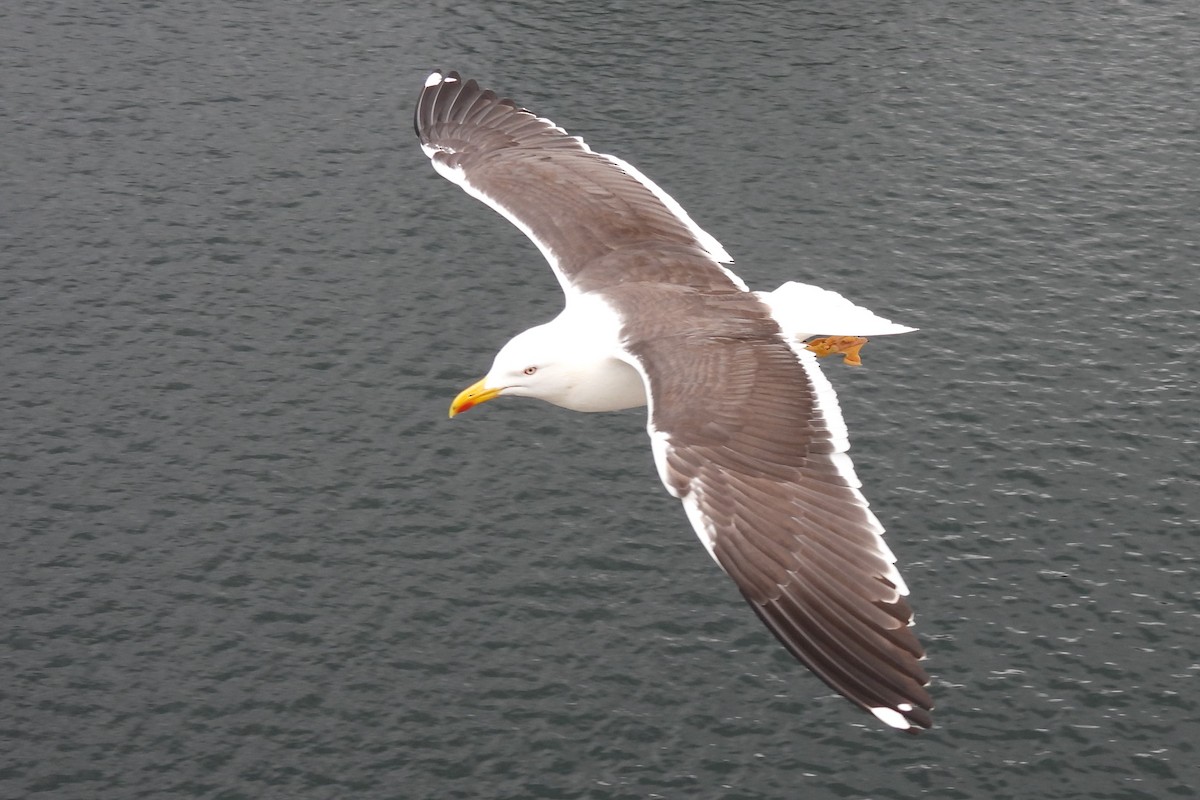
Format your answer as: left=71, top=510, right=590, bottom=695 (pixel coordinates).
left=449, top=324, right=580, bottom=416
left=448, top=321, right=647, bottom=416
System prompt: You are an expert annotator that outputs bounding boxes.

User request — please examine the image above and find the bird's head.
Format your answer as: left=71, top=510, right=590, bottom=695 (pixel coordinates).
left=448, top=325, right=575, bottom=417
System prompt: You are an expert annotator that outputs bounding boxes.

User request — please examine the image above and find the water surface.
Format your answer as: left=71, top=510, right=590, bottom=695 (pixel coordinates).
left=3, top=2, right=1198, bottom=798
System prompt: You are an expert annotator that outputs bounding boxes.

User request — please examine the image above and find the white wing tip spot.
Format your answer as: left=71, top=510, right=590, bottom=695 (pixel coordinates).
left=870, top=706, right=912, bottom=730
left=424, top=72, right=445, bottom=87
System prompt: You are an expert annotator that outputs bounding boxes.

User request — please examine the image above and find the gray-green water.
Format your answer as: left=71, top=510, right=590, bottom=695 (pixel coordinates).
left=3, top=2, right=1198, bottom=798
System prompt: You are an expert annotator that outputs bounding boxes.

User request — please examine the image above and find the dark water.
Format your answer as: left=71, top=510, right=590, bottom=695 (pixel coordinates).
left=3, top=2, right=1198, bottom=798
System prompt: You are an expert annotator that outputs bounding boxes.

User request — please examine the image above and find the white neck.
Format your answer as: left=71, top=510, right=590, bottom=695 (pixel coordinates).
left=501, top=295, right=648, bottom=413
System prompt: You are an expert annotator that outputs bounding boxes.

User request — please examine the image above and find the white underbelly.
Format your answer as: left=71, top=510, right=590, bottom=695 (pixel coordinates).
left=561, top=356, right=648, bottom=412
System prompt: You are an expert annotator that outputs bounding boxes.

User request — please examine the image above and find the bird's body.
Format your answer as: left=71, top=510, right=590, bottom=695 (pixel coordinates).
left=416, top=71, right=933, bottom=732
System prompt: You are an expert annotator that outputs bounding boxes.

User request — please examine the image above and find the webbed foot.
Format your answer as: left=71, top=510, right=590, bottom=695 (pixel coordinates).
left=805, top=335, right=869, bottom=366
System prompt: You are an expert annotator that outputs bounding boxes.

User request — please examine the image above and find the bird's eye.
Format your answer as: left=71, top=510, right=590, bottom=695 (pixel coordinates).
left=523, top=366, right=538, bottom=376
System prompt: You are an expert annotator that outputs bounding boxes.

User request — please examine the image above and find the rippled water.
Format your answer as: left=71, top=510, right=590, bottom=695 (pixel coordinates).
left=3, top=2, right=1198, bottom=798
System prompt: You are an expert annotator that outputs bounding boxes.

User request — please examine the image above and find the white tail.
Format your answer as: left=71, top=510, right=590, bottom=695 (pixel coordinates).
left=757, top=281, right=917, bottom=341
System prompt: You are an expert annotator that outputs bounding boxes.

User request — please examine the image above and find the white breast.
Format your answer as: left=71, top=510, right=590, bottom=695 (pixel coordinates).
left=552, top=293, right=647, bottom=412
left=556, top=355, right=648, bottom=412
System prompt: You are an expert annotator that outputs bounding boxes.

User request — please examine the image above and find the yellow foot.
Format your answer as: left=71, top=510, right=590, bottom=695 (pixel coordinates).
left=805, top=336, right=869, bottom=366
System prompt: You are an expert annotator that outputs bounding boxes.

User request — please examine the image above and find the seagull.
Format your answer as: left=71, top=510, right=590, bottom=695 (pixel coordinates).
left=415, top=71, right=932, bottom=732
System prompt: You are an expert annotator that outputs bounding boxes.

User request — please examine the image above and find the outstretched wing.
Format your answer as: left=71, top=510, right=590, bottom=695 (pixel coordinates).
left=614, top=288, right=933, bottom=732
left=415, top=70, right=745, bottom=297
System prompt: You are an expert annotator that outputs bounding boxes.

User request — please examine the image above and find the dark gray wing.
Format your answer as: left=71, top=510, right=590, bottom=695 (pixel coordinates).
left=415, top=71, right=744, bottom=296
left=614, top=287, right=933, bottom=732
